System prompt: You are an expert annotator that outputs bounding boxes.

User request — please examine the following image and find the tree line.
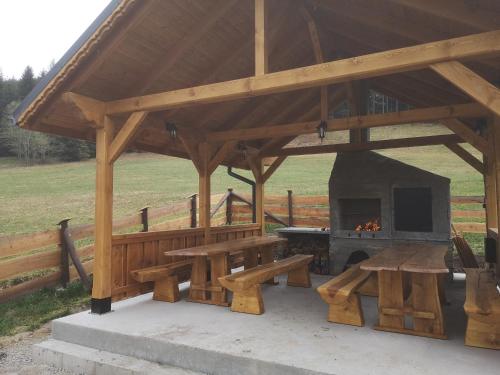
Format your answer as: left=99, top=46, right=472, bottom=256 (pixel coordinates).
left=0, top=66, right=95, bottom=165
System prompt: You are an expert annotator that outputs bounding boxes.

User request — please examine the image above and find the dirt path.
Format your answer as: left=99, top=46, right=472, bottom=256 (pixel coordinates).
left=0, top=325, right=74, bottom=375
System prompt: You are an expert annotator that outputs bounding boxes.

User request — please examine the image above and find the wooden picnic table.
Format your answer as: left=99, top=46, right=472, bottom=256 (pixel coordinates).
left=166, top=236, right=287, bottom=306
left=360, top=243, right=449, bottom=339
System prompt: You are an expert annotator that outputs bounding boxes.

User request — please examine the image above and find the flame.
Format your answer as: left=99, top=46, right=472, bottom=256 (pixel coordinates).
left=355, top=218, right=381, bottom=232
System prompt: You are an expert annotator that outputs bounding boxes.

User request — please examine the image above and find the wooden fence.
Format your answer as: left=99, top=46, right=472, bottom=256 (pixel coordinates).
left=0, top=190, right=486, bottom=302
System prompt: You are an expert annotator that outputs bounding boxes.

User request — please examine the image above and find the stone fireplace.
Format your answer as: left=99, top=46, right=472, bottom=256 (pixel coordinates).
left=329, top=151, right=451, bottom=274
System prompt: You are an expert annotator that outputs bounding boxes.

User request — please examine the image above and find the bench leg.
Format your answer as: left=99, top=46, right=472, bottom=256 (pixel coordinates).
left=327, top=294, right=365, bottom=327
left=153, top=276, right=180, bottom=303
left=230, top=285, right=264, bottom=315
left=465, top=316, right=500, bottom=350
left=287, top=265, right=311, bottom=288
left=260, top=247, right=278, bottom=285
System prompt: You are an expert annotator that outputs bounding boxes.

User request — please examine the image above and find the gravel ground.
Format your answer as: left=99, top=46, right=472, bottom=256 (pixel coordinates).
left=0, top=325, right=74, bottom=375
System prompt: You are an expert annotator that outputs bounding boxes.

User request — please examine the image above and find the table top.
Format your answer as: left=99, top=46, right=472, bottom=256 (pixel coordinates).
left=165, top=236, right=287, bottom=257
left=360, top=243, right=449, bottom=274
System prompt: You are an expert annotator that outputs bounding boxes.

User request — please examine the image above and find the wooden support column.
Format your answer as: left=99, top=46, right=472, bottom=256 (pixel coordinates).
left=91, top=116, right=114, bottom=314
left=249, top=158, right=266, bottom=235
left=492, top=116, right=500, bottom=277
left=199, top=142, right=212, bottom=244
left=255, top=0, right=268, bottom=76
left=348, top=81, right=370, bottom=143
left=484, top=120, right=497, bottom=229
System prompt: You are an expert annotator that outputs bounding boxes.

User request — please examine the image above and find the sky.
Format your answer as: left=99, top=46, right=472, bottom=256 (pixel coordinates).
left=0, top=0, right=110, bottom=79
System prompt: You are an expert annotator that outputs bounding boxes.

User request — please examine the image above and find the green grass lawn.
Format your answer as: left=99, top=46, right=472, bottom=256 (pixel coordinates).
left=0, top=125, right=484, bottom=235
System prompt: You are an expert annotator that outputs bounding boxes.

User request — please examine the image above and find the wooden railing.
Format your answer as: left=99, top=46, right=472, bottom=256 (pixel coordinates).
left=0, top=190, right=486, bottom=302
left=110, top=224, right=261, bottom=301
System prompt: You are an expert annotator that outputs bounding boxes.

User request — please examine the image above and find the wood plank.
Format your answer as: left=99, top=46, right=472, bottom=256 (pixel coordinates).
left=431, top=61, right=500, bottom=117
left=92, top=116, right=114, bottom=301
left=0, top=229, right=60, bottom=259
left=105, top=30, right=500, bottom=115
left=206, top=103, right=486, bottom=142
left=108, top=111, right=149, bottom=163
left=262, top=156, right=287, bottom=183
left=399, top=244, right=449, bottom=274
left=166, top=236, right=286, bottom=257
left=445, top=143, right=485, bottom=174
left=255, top=0, right=268, bottom=76
left=361, top=246, right=417, bottom=272
left=267, top=134, right=464, bottom=157
left=441, top=119, right=488, bottom=155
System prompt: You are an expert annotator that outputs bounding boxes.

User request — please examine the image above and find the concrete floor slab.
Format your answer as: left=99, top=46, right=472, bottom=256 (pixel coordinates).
left=47, top=275, right=499, bottom=375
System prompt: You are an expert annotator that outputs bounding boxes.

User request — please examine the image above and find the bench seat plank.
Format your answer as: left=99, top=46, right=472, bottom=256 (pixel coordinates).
left=317, top=264, right=373, bottom=326
left=130, top=259, right=193, bottom=283
left=219, top=254, right=313, bottom=315
left=130, top=259, right=194, bottom=303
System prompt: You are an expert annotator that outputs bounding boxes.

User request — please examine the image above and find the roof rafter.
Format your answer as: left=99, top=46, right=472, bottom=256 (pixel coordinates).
left=104, top=30, right=500, bottom=115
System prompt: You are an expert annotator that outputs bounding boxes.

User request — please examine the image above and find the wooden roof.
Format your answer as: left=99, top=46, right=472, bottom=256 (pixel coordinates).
left=14, top=0, right=500, bottom=168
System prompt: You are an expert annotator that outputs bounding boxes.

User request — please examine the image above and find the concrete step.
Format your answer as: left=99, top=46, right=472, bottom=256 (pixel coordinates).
left=34, top=339, right=205, bottom=375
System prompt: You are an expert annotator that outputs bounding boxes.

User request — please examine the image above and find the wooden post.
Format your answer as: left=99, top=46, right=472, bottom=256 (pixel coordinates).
left=91, top=117, right=114, bottom=314
left=251, top=158, right=266, bottom=235
left=189, top=194, right=197, bottom=228
left=349, top=81, right=370, bottom=143
left=287, top=190, right=294, bottom=227
left=226, top=188, right=234, bottom=225
left=199, top=143, right=212, bottom=244
left=255, top=0, right=268, bottom=76
left=491, top=115, right=500, bottom=278
left=484, top=119, right=497, bottom=230
left=140, top=207, right=149, bottom=232
left=58, top=219, right=71, bottom=288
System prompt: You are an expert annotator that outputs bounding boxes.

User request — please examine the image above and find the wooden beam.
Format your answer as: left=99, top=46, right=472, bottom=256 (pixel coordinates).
left=133, top=1, right=238, bottom=95
left=92, top=116, right=114, bottom=308
left=198, top=143, right=212, bottom=244
left=431, top=61, right=500, bottom=117
left=444, top=143, right=485, bottom=174
left=63, top=92, right=105, bottom=127
left=208, top=141, right=236, bottom=175
left=300, top=6, right=328, bottom=120
left=441, top=118, right=488, bottom=155
left=105, top=30, right=500, bottom=115
left=491, top=115, right=500, bottom=276
left=265, top=134, right=464, bottom=157
left=255, top=0, right=268, bottom=75
left=249, top=158, right=266, bottom=235
left=207, top=103, right=487, bottom=143
left=108, top=111, right=149, bottom=163
left=484, top=119, right=497, bottom=229
left=262, top=156, right=286, bottom=183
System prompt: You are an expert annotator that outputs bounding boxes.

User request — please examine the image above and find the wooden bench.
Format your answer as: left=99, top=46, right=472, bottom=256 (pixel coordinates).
left=218, top=254, right=314, bottom=315
left=464, top=268, right=500, bottom=350
left=130, top=259, right=193, bottom=302
left=317, top=264, right=373, bottom=326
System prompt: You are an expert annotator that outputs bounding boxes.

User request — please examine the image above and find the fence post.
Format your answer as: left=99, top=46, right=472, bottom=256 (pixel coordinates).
left=58, top=218, right=71, bottom=288
left=189, top=194, right=198, bottom=228
left=58, top=218, right=92, bottom=292
left=287, top=190, right=294, bottom=227
left=226, top=188, right=234, bottom=225
left=140, top=207, right=149, bottom=232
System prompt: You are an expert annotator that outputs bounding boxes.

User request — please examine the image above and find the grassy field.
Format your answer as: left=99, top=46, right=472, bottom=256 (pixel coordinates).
left=0, top=124, right=484, bottom=236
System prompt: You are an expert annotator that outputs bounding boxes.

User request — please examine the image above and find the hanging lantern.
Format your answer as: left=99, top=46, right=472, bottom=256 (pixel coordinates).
left=165, top=122, right=177, bottom=139
left=317, top=120, right=327, bottom=142
left=237, top=141, right=248, bottom=159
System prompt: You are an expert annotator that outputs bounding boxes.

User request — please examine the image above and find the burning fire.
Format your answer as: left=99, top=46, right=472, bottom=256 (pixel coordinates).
left=355, top=218, right=381, bottom=232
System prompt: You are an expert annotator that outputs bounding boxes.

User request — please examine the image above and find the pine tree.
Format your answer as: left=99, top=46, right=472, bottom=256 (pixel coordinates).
left=18, top=66, right=36, bottom=99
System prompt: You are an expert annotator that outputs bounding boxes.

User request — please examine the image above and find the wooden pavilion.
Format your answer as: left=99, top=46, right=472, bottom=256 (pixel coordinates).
left=13, top=0, right=500, bottom=316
